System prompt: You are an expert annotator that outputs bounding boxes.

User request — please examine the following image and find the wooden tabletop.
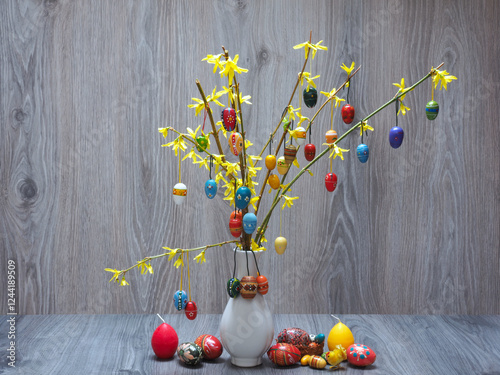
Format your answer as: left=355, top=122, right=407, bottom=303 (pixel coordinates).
left=1, top=314, right=499, bottom=374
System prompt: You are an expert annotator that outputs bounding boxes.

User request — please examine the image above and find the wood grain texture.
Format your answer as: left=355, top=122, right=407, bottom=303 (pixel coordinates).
left=0, top=0, right=499, bottom=315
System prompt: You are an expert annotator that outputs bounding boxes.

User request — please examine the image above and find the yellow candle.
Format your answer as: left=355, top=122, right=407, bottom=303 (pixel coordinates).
left=327, top=316, right=354, bottom=351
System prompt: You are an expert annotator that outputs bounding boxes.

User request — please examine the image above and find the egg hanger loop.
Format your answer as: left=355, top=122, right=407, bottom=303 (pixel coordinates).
left=395, top=100, right=399, bottom=127
left=250, top=249, right=261, bottom=276
left=209, top=156, right=213, bottom=180
left=232, top=247, right=237, bottom=278
left=361, top=121, right=364, bottom=144
left=308, top=120, right=312, bottom=143
left=245, top=250, right=250, bottom=275
left=186, top=250, right=192, bottom=301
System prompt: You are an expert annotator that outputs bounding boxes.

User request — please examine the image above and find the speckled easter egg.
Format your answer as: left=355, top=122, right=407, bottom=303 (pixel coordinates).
left=346, top=343, right=377, bottom=367
left=242, top=213, right=257, bottom=234
left=275, top=236, right=287, bottom=254
left=228, top=132, right=243, bottom=156
left=265, top=155, right=276, bottom=170
left=227, top=277, right=241, bottom=298
left=172, top=182, right=187, bottom=205
left=221, top=107, right=236, bottom=131
left=240, top=276, right=258, bottom=299
left=204, top=179, right=217, bottom=199
left=195, top=135, right=209, bottom=152
left=325, top=129, right=338, bottom=144
left=295, top=126, right=307, bottom=146
left=235, top=186, right=251, bottom=210
left=341, top=104, right=355, bottom=124
left=277, top=156, right=289, bottom=175
left=185, top=301, right=197, bottom=320
left=256, top=275, right=269, bottom=295
left=177, top=342, right=203, bottom=366
left=303, top=87, right=318, bottom=108
left=173, top=290, right=188, bottom=311
left=267, top=343, right=301, bottom=366
left=304, top=143, right=316, bottom=161
left=389, top=126, right=404, bottom=148
left=425, top=100, right=439, bottom=120
left=325, top=172, right=338, bottom=192
left=195, top=334, right=223, bottom=360
left=356, top=144, right=369, bottom=163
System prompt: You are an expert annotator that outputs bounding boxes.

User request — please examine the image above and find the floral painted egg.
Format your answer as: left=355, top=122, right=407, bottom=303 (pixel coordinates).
left=389, top=126, right=404, bottom=148
left=177, top=342, right=203, bottom=366
left=267, top=343, right=301, bottom=366
left=325, top=173, right=338, bottom=192
left=341, top=104, right=355, bottom=124
left=309, top=355, right=327, bottom=369
left=356, top=143, right=369, bottom=163
left=221, top=107, right=236, bottom=131
left=240, top=276, right=258, bottom=299
left=426, top=100, right=439, bottom=120
left=228, top=132, right=243, bottom=156
left=185, top=301, right=197, bottom=320
left=257, top=275, right=269, bottom=295
left=235, top=186, right=251, bottom=210
left=346, top=343, right=377, bottom=367
left=204, top=179, right=217, bottom=199
left=195, top=334, right=223, bottom=360
left=173, top=290, right=188, bottom=311
left=284, top=144, right=297, bottom=165
left=275, top=236, right=287, bottom=254
left=325, top=129, right=338, bottom=144
left=265, top=155, right=276, bottom=170
left=242, top=213, right=257, bottom=234
left=196, top=135, right=209, bottom=152
left=151, top=322, right=179, bottom=359
left=304, top=143, right=316, bottom=161
left=303, top=87, right=318, bottom=108
left=172, top=182, right=187, bottom=205
left=268, top=174, right=280, bottom=190
left=295, top=127, right=307, bottom=146
left=227, top=277, right=241, bottom=298
left=229, top=217, right=242, bottom=238
left=277, top=156, right=289, bottom=175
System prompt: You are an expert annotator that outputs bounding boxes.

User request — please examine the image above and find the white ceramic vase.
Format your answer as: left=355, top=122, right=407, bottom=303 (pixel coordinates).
left=219, top=249, right=274, bottom=367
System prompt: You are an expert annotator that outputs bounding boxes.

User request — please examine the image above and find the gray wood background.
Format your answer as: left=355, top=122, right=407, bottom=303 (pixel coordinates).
left=1, top=0, right=499, bottom=315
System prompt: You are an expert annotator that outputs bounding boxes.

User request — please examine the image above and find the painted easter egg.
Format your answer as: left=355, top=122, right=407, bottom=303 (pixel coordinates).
left=426, top=100, right=439, bottom=120
left=227, top=277, right=241, bottom=298
left=204, top=179, right=217, bottom=199
left=194, top=334, right=223, bottom=360
left=341, top=104, right=355, bottom=124
left=311, top=333, right=325, bottom=344
left=275, top=236, right=287, bottom=254
left=389, top=126, right=404, bottom=148
left=177, top=342, right=203, bottom=366
left=257, top=275, right=269, bottom=295
left=196, top=135, right=209, bottom=152
left=346, top=343, right=377, bottom=367
left=185, top=301, right=197, bottom=320
left=230, top=210, right=243, bottom=221
left=235, top=186, right=251, bottom=210
left=309, top=355, right=327, bottom=369
left=240, top=276, right=258, bottom=299
left=325, top=173, right=338, bottom=192
left=268, top=174, right=280, bottom=190
left=173, top=290, right=188, bottom=311
left=327, top=319, right=354, bottom=351
left=242, top=213, right=257, bottom=234
left=303, top=87, right=318, bottom=108
left=277, top=328, right=312, bottom=347
left=301, top=355, right=311, bottom=365
left=284, top=144, right=297, bottom=165
left=277, top=156, right=289, bottom=175
left=172, top=182, right=187, bottom=205
left=295, top=126, right=307, bottom=146
left=325, top=129, right=338, bottom=144
left=356, top=143, right=369, bottom=163
left=229, top=217, right=242, bottom=238
left=228, top=132, right=243, bottom=156
left=304, top=143, right=316, bottom=161
left=265, top=155, right=276, bottom=170
left=151, top=322, right=179, bottom=359
left=267, top=343, right=301, bottom=366
left=221, top=107, right=236, bottom=131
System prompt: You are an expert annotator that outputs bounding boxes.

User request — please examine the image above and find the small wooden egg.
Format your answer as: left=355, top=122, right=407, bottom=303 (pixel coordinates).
left=389, top=126, right=404, bottom=148
left=341, top=103, right=355, bottom=124
left=284, top=144, right=297, bottom=165
left=177, top=342, right=203, bottom=366
left=204, top=179, right=217, bottom=199
left=221, top=107, right=236, bottom=131
left=240, top=276, right=258, bottom=299
left=303, top=87, right=318, bottom=108
left=185, top=301, right=197, bottom=320
left=235, top=186, right=251, bottom=209
left=194, top=334, right=223, bottom=360
left=151, top=322, right=179, bottom=359
left=346, top=343, right=377, bottom=367
left=265, top=155, right=276, bottom=170
left=295, top=126, right=306, bottom=146
left=304, top=143, right=316, bottom=161
left=425, top=100, right=439, bottom=120
left=309, top=355, right=327, bottom=369
left=277, top=156, right=289, bottom=175
left=356, top=143, right=369, bottom=163
left=173, top=290, right=188, bottom=311
left=228, top=132, right=243, bottom=156
left=227, top=277, right=241, bottom=298
left=325, top=129, right=338, bottom=144
left=242, top=213, right=257, bottom=234
left=267, top=343, right=301, bottom=366
left=325, top=172, right=338, bottom=192
left=195, top=135, right=209, bottom=152
left=229, top=217, right=242, bottom=238
left=268, top=173, right=280, bottom=190
left=275, top=236, right=287, bottom=254
left=301, top=355, right=311, bottom=365
left=172, top=182, right=187, bottom=205
left=256, top=275, right=269, bottom=295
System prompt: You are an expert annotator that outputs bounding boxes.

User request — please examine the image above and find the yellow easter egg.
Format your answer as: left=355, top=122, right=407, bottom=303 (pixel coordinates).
left=300, top=355, right=311, bottom=366
left=274, top=236, right=287, bottom=254
left=265, top=155, right=276, bottom=170
left=327, top=319, right=354, bottom=351
left=268, top=174, right=280, bottom=190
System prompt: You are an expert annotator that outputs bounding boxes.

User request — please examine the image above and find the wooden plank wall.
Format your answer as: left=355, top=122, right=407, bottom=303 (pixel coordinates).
left=1, top=0, right=499, bottom=315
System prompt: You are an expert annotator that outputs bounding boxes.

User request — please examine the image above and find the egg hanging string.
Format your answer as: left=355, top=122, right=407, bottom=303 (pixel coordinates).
left=361, top=120, right=364, bottom=144
left=178, top=146, right=182, bottom=184
left=209, top=156, right=213, bottom=180
left=186, top=249, right=192, bottom=301
left=395, top=99, right=399, bottom=126
left=250, top=249, right=261, bottom=276
left=431, top=75, right=435, bottom=101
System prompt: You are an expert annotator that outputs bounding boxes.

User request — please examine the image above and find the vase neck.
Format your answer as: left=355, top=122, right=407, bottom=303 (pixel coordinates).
left=233, top=250, right=261, bottom=279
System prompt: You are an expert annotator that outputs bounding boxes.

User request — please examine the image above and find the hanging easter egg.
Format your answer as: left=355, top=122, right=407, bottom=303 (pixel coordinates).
left=426, top=100, right=439, bottom=120
left=277, top=156, right=289, bottom=175
left=389, top=126, right=404, bottom=148
left=256, top=275, right=269, bottom=295
left=275, top=236, right=287, bottom=254
left=204, top=179, right=217, bottom=199
left=185, top=301, right=197, bottom=320
left=268, top=174, right=280, bottom=190
left=327, top=318, right=355, bottom=351
left=227, top=277, right=241, bottom=298
left=325, top=172, right=338, bottom=192
left=173, top=290, right=188, bottom=311
left=195, top=135, right=209, bottom=152
left=230, top=210, right=243, bottom=221
left=235, top=186, right=251, bottom=210
left=228, top=132, right=243, bottom=156
left=265, top=155, right=276, bottom=170
left=242, top=213, right=257, bottom=234
left=229, top=217, right=242, bottom=238
left=325, top=129, right=338, bottom=144
left=151, top=322, right=179, bottom=359
left=177, top=342, right=203, bottom=366
left=221, top=107, right=236, bottom=131
left=303, top=87, right=318, bottom=108
left=295, top=126, right=307, bottom=146
left=267, top=343, right=301, bottom=366
left=172, top=182, right=187, bottom=205
left=346, top=343, right=377, bottom=367
left=304, top=143, right=316, bottom=161
left=240, top=276, right=258, bottom=299
left=309, top=355, right=327, bottom=369
left=194, top=334, right=223, bottom=360
left=341, top=104, right=355, bottom=124
left=284, top=144, right=297, bottom=165
left=356, top=143, right=369, bottom=163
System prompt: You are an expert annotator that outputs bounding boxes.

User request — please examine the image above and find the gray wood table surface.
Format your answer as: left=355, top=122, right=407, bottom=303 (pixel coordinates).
left=1, top=314, right=499, bottom=374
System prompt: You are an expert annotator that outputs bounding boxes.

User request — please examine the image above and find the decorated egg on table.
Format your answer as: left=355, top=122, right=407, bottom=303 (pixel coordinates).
left=194, top=334, right=223, bottom=360
left=172, top=182, right=187, bottom=205
left=173, top=290, right=188, bottom=311
left=275, top=236, right=287, bottom=254
left=242, top=213, right=257, bottom=234
left=309, top=355, right=327, bottom=369
left=356, top=143, right=369, bottom=163
left=221, top=107, right=236, bottom=131
left=268, top=174, right=280, bottom=190
left=235, top=186, right=251, bottom=209
left=295, top=126, right=307, bottom=146
left=284, top=144, right=297, bottom=165
left=151, top=322, right=179, bottom=359
left=304, top=143, right=316, bottom=161
left=256, top=275, right=269, bottom=295
left=277, top=156, right=289, bottom=175
left=346, top=343, right=377, bottom=367
left=301, top=355, right=311, bottom=366
left=267, top=343, right=301, bottom=366
left=204, top=179, right=217, bottom=199
left=325, top=172, right=338, bottom=192
left=195, top=135, right=209, bottom=152
left=177, top=342, right=203, bottom=366
left=425, top=100, right=439, bottom=120
left=229, top=216, right=242, bottom=238
left=185, top=301, right=197, bottom=320
left=228, top=132, right=243, bottom=156
left=325, top=129, right=338, bottom=144
left=303, top=87, right=318, bottom=108
left=327, top=318, right=354, bottom=351
left=240, top=276, right=258, bottom=299
left=227, top=277, right=241, bottom=298
left=389, top=126, right=404, bottom=148
left=265, top=155, right=276, bottom=170
left=341, top=103, right=355, bottom=124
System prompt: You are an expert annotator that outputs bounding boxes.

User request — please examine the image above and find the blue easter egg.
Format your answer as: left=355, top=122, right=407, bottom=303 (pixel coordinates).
left=173, top=290, right=188, bottom=311
left=356, top=144, right=369, bottom=163
left=389, top=126, right=404, bottom=148
left=242, top=213, right=257, bottom=234
left=235, top=186, right=251, bottom=210
left=204, top=179, right=217, bottom=199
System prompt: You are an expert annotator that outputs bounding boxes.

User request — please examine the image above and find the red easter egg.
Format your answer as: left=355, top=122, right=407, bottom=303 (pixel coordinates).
left=325, top=172, right=338, bottom=192
left=304, top=143, right=316, bottom=161
left=346, top=343, right=377, bottom=367
left=221, top=107, right=236, bottom=131
left=195, top=334, right=223, bottom=360
left=229, top=217, right=242, bottom=238
left=341, top=104, right=355, bottom=124
left=267, top=343, right=301, bottom=366
left=257, top=275, right=269, bottom=295
left=185, top=301, right=197, bottom=320
left=151, top=323, right=179, bottom=359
